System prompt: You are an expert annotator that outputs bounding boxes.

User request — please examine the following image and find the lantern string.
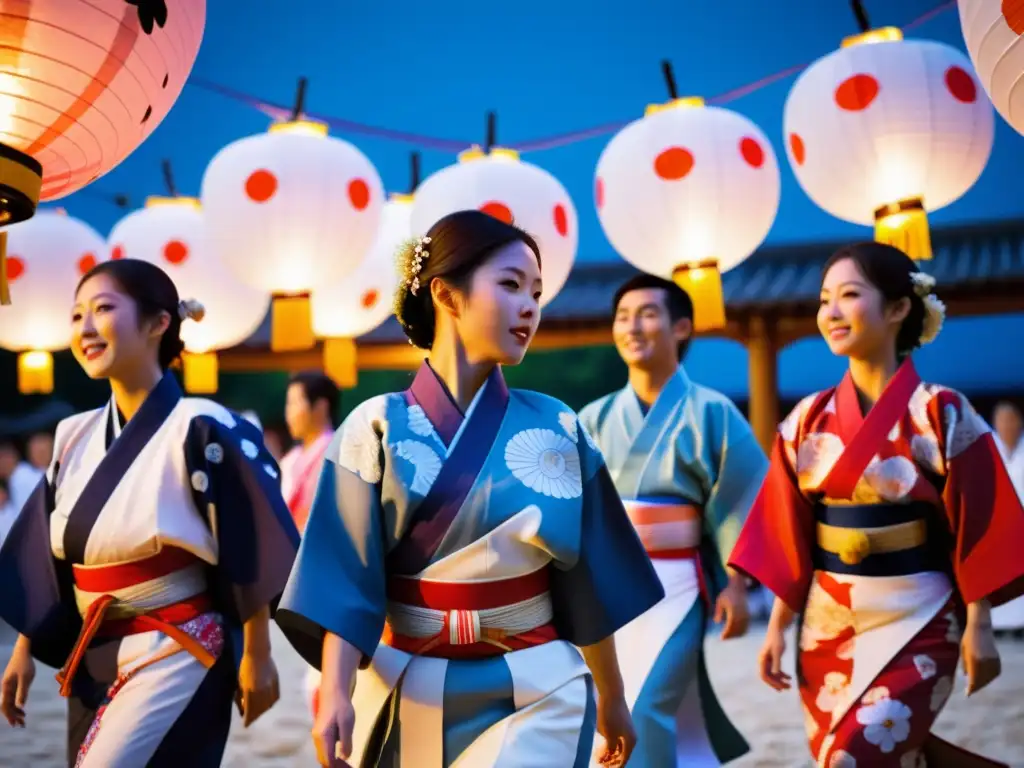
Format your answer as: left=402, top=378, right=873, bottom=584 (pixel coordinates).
left=185, top=0, right=955, bottom=155
left=661, top=60, right=679, bottom=100
left=850, top=0, right=872, bottom=33
left=484, top=112, right=497, bottom=152
left=291, top=77, right=308, bottom=121
left=161, top=159, right=177, bottom=197
left=409, top=152, right=421, bottom=193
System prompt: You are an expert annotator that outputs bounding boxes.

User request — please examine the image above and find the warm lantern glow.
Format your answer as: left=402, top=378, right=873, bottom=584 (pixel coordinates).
left=595, top=98, right=780, bottom=331
left=0, top=210, right=107, bottom=383
left=312, top=195, right=413, bottom=388
left=958, top=0, right=1024, bottom=137
left=107, top=196, right=269, bottom=392
left=201, top=117, right=384, bottom=351
left=410, top=147, right=577, bottom=307
left=182, top=352, right=218, bottom=395
left=784, top=30, right=993, bottom=261
left=17, top=351, right=53, bottom=395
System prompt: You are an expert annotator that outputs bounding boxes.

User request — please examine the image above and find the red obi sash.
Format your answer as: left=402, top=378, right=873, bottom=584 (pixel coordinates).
left=382, top=567, right=558, bottom=660
left=56, top=546, right=217, bottom=697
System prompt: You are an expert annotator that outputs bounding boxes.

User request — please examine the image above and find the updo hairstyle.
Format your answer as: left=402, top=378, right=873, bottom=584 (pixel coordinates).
left=393, top=210, right=541, bottom=349
left=77, top=258, right=205, bottom=369
left=821, top=242, right=929, bottom=358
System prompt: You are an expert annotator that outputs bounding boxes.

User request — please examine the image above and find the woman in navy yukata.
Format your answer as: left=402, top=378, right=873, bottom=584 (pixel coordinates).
left=0, top=259, right=300, bottom=767
left=730, top=242, right=1024, bottom=766
left=275, top=209, right=666, bottom=768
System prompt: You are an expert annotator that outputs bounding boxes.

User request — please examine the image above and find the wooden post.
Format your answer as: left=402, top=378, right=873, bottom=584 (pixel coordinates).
left=746, top=315, right=779, bottom=455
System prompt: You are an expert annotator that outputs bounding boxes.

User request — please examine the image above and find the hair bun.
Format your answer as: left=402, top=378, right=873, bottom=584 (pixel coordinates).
left=178, top=298, right=205, bottom=322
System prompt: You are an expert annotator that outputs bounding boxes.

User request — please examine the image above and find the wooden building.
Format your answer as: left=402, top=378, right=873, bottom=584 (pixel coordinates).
left=216, top=219, right=1024, bottom=451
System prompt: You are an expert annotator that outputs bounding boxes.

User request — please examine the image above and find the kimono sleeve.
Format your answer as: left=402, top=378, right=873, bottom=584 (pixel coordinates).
left=932, top=391, right=1024, bottom=607
left=0, top=476, right=81, bottom=668
left=548, top=416, right=664, bottom=647
left=702, top=400, right=769, bottom=592
left=184, top=414, right=300, bottom=624
left=275, top=406, right=388, bottom=669
left=727, top=400, right=818, bottom=613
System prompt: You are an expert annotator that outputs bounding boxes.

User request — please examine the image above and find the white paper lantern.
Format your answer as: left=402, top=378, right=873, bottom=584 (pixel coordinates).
left=311, top=195, right=413, bottom=388
left=0, top=210, right=107, bottom=393
left=410, top=147, right=577, bottom=307
left=595, top=98, right=780, bottom=330
left=107, top=196, right=270, bottom=393
left=783, top=27, right=994, bottom=260
left=200, top=119, right=384, bottom=351
left=958, top=0, right=1024, bottom=135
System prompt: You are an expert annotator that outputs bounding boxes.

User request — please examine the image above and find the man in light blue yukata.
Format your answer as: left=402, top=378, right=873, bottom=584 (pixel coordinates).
left=579, top=274, right=768, bottom=767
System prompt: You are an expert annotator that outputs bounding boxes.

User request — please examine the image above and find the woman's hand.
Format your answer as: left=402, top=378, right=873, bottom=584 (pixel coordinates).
left=962, top=617, right=1001, bottom=696
left=313, top=683, right=357, bottom=768
left=592, top=694, right=635, bottom=767
left=236, top=649, right=280, bottom=727
left=758, top=625, right=791, bottom=691
left=714, top=572, right=751, bottom=640
left=1, top=636, right=35, bottom=727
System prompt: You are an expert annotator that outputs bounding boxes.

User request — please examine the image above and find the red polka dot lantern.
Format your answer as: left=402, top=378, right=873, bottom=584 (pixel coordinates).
left=410, top=134, right=577, bottom=307
left=0, top=209, right=106, bottom=393
left=200, top=113, right=384, bottom=352
left=107, top=195, right=269, bottom=394
left=958, top=0, right=1024, bottom=136
left=311, top=194, right=413, bottom=388
left=783, top=25, right=993, bottom=261
left=0, top=0, right=206, bottom=306
left=595, top=85, right=780, bottom=332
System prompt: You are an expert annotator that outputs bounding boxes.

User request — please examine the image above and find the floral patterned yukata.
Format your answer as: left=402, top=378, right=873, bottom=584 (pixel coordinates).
left=729, top=360, right=1024, bottom=767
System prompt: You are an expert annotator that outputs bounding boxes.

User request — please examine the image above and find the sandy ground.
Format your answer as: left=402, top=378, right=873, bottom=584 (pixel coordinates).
left=0, top=621, right=1021, bottom=767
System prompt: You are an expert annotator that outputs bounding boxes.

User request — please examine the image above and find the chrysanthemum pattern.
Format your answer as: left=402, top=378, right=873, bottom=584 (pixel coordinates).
left=504, top=428, right=583, bottom=499
left=406, top=405, right=436, bottom=439
left=816, top=671, right=850, bottom=713
left=558, top=411, right=579, bottom=443
left=797, top=432, right=845, bottom=489
left=943, top=397, right=990, bottom=460
left=860, top=455, right=919, bottom=502
left=392, top=439, right=443, bottom=496
left=335, top=401, right=386, bottom=484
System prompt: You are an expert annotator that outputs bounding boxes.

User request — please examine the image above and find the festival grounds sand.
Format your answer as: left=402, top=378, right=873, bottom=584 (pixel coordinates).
left=1, top=621, right=1021, bottom=767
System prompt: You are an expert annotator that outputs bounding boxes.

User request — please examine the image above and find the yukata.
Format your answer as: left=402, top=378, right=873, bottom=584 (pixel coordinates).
left=579, top=366, right=768, bottom=767
left=279, top=428, right=335, bottom=715
left=276, top=362, right=665, bottom=767
left=0, top=373, right=300, bottom=767
left=729, top=359, right=1024, bottom=767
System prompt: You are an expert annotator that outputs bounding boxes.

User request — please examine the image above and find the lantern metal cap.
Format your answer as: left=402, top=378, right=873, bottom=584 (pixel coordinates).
left=145, top=195, right=201, bottom=210
left=269, top=118, right=329, bottom=138
left=388, top=192, right=415, bottom=204
left=458, top=145, right=520, bottom=163
left=645, top=96, right=705, bottom=117
left=842, top=26, right=903, bottom=48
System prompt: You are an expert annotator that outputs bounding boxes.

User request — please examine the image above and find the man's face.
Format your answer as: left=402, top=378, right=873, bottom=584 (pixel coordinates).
left=612, top=287, right=688, bottom=369
left=0, top=446, right=18, bottom=479
left=994, top=405, right=1023, bottom=448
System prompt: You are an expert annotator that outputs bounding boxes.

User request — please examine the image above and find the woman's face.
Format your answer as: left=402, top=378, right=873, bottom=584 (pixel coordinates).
left=71, top=273, right=166, bottom=380
left=817, top=257, right=906, bottom=361
left=446, top=241, right=542, bottom=366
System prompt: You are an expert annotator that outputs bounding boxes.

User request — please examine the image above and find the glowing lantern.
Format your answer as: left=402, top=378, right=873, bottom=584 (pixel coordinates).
left=107, top=182, right=269, bottom=394
left=410, top=115, right=577, bottom=307
left=783, top=13, right=993, bottom=261
left=0, top=210, right=107, bottom=393
left=200, top=81, right=384, bottom=352
left=311, top=194, right=413, bottom=388
left=0, top=0, right=206, bottom=306
left=594, top=64, right=780, bottom=331
left=958, top=0, right=1024, bottom=136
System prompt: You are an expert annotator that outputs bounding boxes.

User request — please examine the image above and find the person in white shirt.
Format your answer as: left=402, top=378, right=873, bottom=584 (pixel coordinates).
left=0, top=439, right=42, bottom=514
left=992, top=401, right=1024, bottom=635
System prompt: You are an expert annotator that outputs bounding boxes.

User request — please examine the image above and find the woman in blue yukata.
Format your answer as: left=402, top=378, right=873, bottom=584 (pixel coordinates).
left=276, top=209, right=665, bottom=768
left=0, top=259, right=300, bottom=767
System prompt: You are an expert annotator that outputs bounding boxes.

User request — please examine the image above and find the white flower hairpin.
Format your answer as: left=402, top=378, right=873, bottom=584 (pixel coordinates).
left=910, top=271, right=944, bottom=346
left=408, top=235, right=432, bottom=296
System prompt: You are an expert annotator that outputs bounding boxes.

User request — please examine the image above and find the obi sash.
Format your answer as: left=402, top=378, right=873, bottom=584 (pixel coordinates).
left=813, top=501, right=949, bottom=578
left=56, top=546, right=217, bottom=697
left=381, top=566, right=558, bottom=659
left=622, top=497, right=703, bottom=560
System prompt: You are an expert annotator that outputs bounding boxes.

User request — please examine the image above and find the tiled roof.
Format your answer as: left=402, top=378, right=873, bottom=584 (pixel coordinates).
left=243, top=219, right=1024, bottom=347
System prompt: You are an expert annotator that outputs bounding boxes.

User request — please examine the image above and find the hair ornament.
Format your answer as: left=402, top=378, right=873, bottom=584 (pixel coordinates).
left=909, top=271, right=936, bottom=298
left=407, top=235, right=432, bottom=296
left=919, top=293, right=945, bottom=346
left=178, top=298, right=206, bottom=322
